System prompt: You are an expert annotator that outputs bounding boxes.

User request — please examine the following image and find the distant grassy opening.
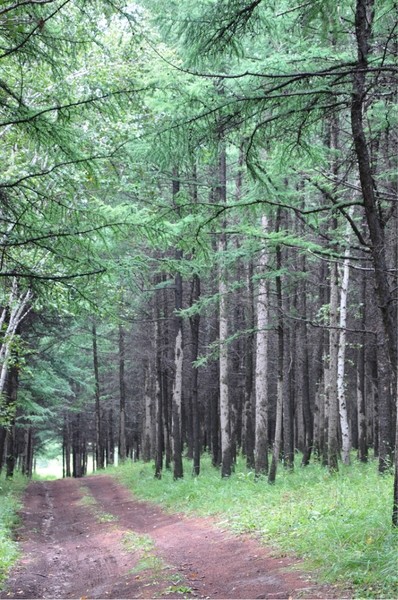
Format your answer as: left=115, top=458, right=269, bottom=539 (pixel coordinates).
left=109, top=454, right=397, bottom=599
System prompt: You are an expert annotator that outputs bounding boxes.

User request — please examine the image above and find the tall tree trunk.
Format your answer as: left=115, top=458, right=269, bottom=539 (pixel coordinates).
left=172, top=266, right=184, bottom=480
left=154, top=293, right=163, bottom=479
left=357, top=273, right=368, bottom=462
left=218, top=143, right=232, bottom=478
left=254, top=215, right=269, bottom=476
left=283, top=273, right=294, bottom=470
left=108, top=408, right=115, bottom=465
left=326, top=262, right=340, bottom=472
left=142, top=358, right=153, bottom=462
left=269, top=233, right=284, bottom=484
left=118, top=324, right=127, bottom=463
left=190, top=274, right=201, bottom=476
left=301, top=263, right=313, bottom=466
left=162, top=284, right=172, bottom=471
left=244, top=259, right=255, bottom=469
left=92, top=322, right=104, bottom=470
left=171, top=171, right=184, bottom=480
left=5, top=364, right=18, bottom=479
left=337, top=243, right=351, bottom=465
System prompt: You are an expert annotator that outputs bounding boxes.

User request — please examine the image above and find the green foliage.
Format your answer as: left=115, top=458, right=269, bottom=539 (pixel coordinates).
left=0, top=473, right=27, bottom=587
left=111, top=456, right=398, bottom=599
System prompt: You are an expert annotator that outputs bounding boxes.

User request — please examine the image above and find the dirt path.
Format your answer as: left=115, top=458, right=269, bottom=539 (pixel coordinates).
left=0, top=475, right=346, bottom=599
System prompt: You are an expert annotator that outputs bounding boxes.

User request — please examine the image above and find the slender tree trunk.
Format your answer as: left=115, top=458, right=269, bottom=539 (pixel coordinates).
left=244, top=260, right=255, bottom=469
left=283, top=278, right=294, bottom=470
left=72, top=414, right=82, bottom=478
left=64, top=414, right=71, bottom=477
left=162, top=285, right=172, bottom=471
left=154, top=297, right=163, bottom=479
left=218, top=143, right=232, bottom=478
left=5, top=364, right=18, bottom=479
left=92, top=322, right=104, bottom=469
left=301, top=264, right=313, bottom=466
left=326, top=262, right=340, bottom=472
left=172, top=267, right=184, bottom=480
left=357, top=273, right=368, bottom=462
left=118, top=324, right=127, bottom=463
left=337, top=244, right=351, bottom=465
left=190, top=274, right=201, bottom=476
left=171, top=171, right=184, bottom=480
left=0, top=427, right=6, bottom=473
left=269, top=236, right=284, bottom=484
left=254, top=215, right=269, bottom=476
left=142, top=359, right=153, bottom=462
left=108, top=408, right=115, bottom=465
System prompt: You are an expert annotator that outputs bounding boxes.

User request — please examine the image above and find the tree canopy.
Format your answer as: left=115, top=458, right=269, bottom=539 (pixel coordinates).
left=0, top=0, right=397, bottom=526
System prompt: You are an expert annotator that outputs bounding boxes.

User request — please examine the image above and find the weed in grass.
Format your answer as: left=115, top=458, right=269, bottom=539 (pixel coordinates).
left=77, top=490, right=97, bottom=507
left=97, top=511, right=117, bottom=523
left=162, top=584, right=193, bottom=595
left=130, top=555, right=165, bottom=577
left=110, top=454, right=398, bottom=599
left=123, top=531, right=171, bottom=587
left=122, top=531, right=154, bottom=553
left=77, top=485, right=118, bottom=524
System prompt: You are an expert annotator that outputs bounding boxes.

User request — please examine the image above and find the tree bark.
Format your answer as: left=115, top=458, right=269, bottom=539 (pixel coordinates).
left=154, top=288, right=163, bottom=479
left=254, top=214, right=269, bottom=476
left=244, top=259, right=255, bottom=469
left=337, top=241, right=351, bottom=465
left=142, top=358, right=153, bottom=462
left=218, top=143, right=232, bottom=478
left=92, top=321, right=104, bottom=470
left=357, top=272, right=368, bottom=462
left=172, top=267, right=184, bottom=479
left=190, top=274, right=201, bottom=476
left=326, top=262, right=340, bottom=472
left=269, top=223, right=285, bottom=483
left=118, top=324, right=127, bottom=463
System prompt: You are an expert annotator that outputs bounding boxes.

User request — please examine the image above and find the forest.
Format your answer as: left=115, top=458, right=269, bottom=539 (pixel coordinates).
left=0, top=0, right=397, bottom=536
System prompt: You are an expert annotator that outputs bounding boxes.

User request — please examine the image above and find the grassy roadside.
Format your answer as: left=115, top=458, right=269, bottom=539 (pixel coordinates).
left=109, top=455, right=397, bottom=599
left=0, top=473, right=27, bottom=586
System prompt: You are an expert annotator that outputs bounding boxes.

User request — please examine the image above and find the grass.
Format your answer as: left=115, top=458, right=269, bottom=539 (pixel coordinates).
left=77, top=484, right=118, bottom=523
left=109, top=454, right=398, bottom=599
left=122, top=530, right=192, bottom=596
left=0, top=473, right=27, bottom=587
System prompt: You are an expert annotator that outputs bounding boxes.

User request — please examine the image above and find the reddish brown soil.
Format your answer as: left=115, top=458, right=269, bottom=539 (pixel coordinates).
left=0, top=475, right=348, bottom=599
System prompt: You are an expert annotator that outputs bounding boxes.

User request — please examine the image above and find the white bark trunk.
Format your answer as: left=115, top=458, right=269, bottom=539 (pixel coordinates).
left=254, top=214, right=269, bottom=475
left=0, top=280, right=32, bottom=398
left=143, top=360, right=152, bottom=460
left=172, top=327, right=183, bottom=445
left=337, top=245, right=351, bottom=465
left=219, top=256, right=231, bottom=477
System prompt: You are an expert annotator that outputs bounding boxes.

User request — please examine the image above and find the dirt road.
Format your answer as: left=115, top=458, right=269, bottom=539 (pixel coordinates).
left=0, top=475, right=344, bottom=599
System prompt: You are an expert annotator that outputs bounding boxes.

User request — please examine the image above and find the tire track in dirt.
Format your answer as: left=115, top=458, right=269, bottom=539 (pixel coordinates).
left=84, top=475, right=347, bottom=599
left=1, top=475, right=348, bottom=599
left=0, top=478, right=184, bottom=599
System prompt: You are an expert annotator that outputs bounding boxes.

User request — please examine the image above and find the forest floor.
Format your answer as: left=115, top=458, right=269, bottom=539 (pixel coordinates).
left=0, top=475, right=350, bottom=600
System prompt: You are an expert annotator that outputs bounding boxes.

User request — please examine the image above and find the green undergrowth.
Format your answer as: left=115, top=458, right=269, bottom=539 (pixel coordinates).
left=109, top=455, right=397, bottom=599
left=0, top=473, right=27, bottom=586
